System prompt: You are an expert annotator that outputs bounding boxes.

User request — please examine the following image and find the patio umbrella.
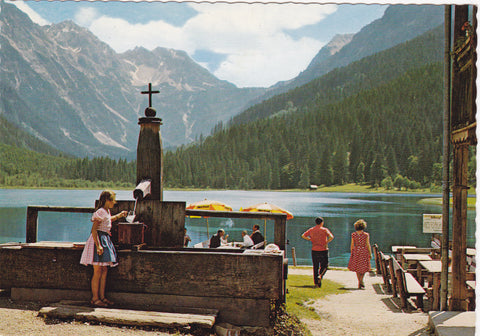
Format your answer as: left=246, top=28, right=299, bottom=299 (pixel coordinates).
left=186, top=199, right=233, bottom=237
left=240, top=202, right=293, bottom=241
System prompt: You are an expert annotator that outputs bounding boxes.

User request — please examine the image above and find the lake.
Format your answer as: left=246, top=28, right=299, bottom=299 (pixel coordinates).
left=0, top=189, right=476, bottom=267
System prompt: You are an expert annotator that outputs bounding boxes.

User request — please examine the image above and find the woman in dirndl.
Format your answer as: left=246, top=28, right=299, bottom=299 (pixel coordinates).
left=80, top=190, right=127, bottom=307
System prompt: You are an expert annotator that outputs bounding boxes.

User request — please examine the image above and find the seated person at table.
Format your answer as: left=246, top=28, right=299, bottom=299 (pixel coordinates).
left=184, top=228, right=191, bottom=247
left=242, top=230, right=254, bottom=248
left=251, top=224, right=265, bottom=248
left=431, top=234, right=441, bottom=249
left=209, top=229, right=225, bottom=248
left=221, top=232, right=229, bottom=245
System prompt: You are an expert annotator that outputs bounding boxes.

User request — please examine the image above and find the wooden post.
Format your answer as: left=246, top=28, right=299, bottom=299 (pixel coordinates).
left=448, top=4, right=476, bottom=311
left=291, top=247, right=297, bottom=267
left=26, top=206, right=38, bottom=243
left=273, top=215, right=287, bottom=251
left=450, top=142, right=469, bottom=310
left=137, top=118, right=163, bottom=201
left=440, top=4, right=451, bottom=312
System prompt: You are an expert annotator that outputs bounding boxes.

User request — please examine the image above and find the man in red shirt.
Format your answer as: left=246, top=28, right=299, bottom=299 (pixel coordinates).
left=301, top=217, right=334, bottom=287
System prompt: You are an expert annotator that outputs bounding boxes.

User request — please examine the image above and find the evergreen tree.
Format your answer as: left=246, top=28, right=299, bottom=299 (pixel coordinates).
left=299, top=163, right=310, bottom=189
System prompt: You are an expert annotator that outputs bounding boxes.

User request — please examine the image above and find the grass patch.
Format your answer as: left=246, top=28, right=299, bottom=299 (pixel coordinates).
left=286, top=274, right=347, bottom=320
left=418, top=197, right=476, bottom=210
left=314, top=183, right=433, bottom=194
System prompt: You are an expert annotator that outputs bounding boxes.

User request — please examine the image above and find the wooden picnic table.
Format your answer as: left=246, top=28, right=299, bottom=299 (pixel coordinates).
left=391, top=245, right=417, bottom=261
left=418, top=260, right=443, bottom=310
left=402, top=254, right=432, bottom=269
left=391, top=245, right=416, bottom=253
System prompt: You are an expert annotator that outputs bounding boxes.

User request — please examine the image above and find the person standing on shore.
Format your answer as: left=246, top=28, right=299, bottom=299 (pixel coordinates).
left=80, top=190, right=127, bottom=307
left=347, top=219, right=372, bottom=289
left=301, top=217, right=334, bottom=288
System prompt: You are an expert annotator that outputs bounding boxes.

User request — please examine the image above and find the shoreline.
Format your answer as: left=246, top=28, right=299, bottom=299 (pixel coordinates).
left=2, top=183, right=474, bottom=195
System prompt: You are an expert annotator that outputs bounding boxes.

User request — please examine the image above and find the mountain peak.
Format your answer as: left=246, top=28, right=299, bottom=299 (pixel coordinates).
left=307, top=33, right=355, bottom=69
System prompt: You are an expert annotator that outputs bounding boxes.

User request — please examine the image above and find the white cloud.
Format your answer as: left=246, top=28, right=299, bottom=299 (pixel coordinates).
left=184, top=3, right=334, bottom=87
left=214, top=36, right=322, bottom=87
left=88, top=16, right=190, bottom=53
left=8, top=1, right=50, bottom=26
left=84, top=3, right=337, bottom=87
left=74, top=7, right=99, bottom=27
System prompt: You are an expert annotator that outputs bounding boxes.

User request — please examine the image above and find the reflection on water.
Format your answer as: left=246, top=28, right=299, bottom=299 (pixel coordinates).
left=0, top=189, right=476, bottom=267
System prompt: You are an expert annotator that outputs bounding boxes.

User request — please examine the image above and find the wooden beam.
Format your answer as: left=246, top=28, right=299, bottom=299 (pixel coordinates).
left=450, top=142, right=469, bottom=310
left=39, top=304, right=216, bottom=329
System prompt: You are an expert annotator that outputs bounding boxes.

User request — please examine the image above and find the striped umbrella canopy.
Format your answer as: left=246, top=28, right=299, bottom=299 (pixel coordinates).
left=240, top=202, right=293, bottom=242
left=240, top=202, right=293, bottom=220
left=186, top=199, right=233, bottom=236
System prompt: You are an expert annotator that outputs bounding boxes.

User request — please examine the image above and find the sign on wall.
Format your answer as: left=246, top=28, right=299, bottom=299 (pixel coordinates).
left=423, top=214, right=442, bottom=233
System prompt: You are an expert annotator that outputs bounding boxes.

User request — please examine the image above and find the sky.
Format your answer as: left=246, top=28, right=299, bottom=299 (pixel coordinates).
left=10, top=1, right=388, bottom=88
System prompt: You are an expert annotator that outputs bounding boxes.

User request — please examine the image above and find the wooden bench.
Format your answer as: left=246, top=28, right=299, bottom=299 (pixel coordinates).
left=387, top=257, right=398, bottom=297
left=373, top=244, right=382, bottom=275
left=466, top=272, right=476, bottom=311
left=379, top=251, right=392, bottom=292
left=392, top=258, right=425, bottom=310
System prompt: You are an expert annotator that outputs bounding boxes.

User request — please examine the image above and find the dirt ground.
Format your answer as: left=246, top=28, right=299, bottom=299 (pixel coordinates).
left=0, top=268, right=433, bottom=336
left=0, top=295, right=177, bottom=336
left=290, top=267, right=433, bottom=336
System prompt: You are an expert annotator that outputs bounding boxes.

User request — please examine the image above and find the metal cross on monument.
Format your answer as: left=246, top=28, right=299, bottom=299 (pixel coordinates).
left=141, top=83, right=160, bottom=108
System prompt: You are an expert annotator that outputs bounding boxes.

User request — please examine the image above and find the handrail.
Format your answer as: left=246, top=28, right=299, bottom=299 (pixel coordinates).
left=26, top=206, right=95, bottom=243
left=185, top=209, right=287, bottom=219
left=186, top=209, right=287, bottom=250
left=26, top=206, right=288, bottom=250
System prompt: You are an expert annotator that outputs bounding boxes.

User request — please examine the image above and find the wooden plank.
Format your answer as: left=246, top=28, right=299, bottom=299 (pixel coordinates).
left=21, top=242, right=84, bottom=249
left=186, top=209, right=287, bottom=221
left=404, top=273, right=426, bottom=295
left=39, top=304, right=216, bottom=329
left=28, top=206, right=95, bottom=213
left=400, top=248, right=435, bottom=254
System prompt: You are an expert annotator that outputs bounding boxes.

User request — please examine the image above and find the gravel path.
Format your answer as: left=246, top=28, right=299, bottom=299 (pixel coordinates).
left=290, top=267, right=432, bottom=336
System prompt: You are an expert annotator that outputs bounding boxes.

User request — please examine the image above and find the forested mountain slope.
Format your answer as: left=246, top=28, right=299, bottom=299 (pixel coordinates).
left=243, top=4, right=444, bottom=112
left=231, top=24, right=444, bottom=125
left=163, top=25, right=450, bottom=190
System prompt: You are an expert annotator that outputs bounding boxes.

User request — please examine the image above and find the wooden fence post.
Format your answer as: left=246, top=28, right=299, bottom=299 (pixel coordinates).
left=26, top=206, right=38, bottom=243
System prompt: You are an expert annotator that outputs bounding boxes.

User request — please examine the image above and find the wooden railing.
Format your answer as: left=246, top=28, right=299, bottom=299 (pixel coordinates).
left=185, top=209, right=287, bottom=250
left=26, top=206, right=288, bottom=249
left=26, top=206, right=94, bottom=243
